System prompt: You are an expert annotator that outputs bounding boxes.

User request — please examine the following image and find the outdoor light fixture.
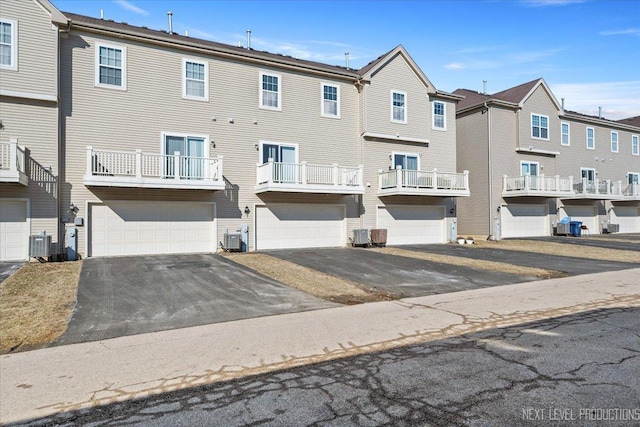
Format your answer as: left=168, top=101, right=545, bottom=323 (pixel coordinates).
left=244, top=206, right=251, bottom=215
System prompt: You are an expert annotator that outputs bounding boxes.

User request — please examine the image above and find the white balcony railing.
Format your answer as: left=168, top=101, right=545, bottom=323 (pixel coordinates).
left=572, top=178, right=624, bottom=198
left=378, top=168, right=469, bottom=196
left=255, top=159, right=364, bottom=194
left=622, top=182, right=639, bottom=198
left=0, top=139, right=28, bottom=185
left=83, top=146, right=224, bottom=190
left=503, top=174, right=574, bottom=197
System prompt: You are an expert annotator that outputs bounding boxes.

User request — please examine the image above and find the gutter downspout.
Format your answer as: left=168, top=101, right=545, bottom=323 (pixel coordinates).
left=359, top=79, right=366, bottom=228
left=485, top=102, right=493, bottom=239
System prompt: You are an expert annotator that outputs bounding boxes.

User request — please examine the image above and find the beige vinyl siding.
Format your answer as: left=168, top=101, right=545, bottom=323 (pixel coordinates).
left=518, top=86, right=560, bottom=151
left=61, top=31, right=361, bottom=255
left=0, top=99, right=58, bottom=246
left=0, top=0, right=58, bottom=97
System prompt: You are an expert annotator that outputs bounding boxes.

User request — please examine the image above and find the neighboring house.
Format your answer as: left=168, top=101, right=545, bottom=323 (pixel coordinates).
left=56, top=12, right=467, bottom=258
left=0, top=0, right=68, bottom=261
left=454, top=78, right=640, bottom=238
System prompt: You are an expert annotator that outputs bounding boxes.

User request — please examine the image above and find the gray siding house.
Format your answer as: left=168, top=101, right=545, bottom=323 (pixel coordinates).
left=455, top=79, right=640, bottom=238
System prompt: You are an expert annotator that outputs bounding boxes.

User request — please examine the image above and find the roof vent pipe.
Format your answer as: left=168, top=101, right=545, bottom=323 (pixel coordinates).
left=345, top=52, right=350, bottom=69
left=246, top=29, right=251, bottom=50
left=100, top=9, right=104, bottom=19
left=482, top=80, right=487, bottom=95
left=167, top=11, right=173, bottom=34
left=185, top=29, right=189, bottom=37
left=598, top=106, right=602, bottom=119
left=561, top=98, right=565, bottom=110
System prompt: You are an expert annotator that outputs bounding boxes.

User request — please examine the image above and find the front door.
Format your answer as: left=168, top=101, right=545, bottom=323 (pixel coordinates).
left=394, top=153, right=419, bottom=187
left=262, top=144, right=297, bottom=183
left=165, top=135, right=205, bottom=178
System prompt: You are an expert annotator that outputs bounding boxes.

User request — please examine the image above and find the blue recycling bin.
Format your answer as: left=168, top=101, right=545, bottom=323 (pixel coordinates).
left=570, top=221, right=582, bottom=237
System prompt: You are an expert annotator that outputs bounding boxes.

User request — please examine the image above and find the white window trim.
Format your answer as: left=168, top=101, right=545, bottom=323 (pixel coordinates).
left=586, top=127, right=595, bottom=150
left=627, top=172, right=639, bottom=184
left=391, top=151, right=421, bottom=170
left=0, top=18, right=17, bottom=71
left=530, top=113, right=549, bottom=141
left=95, top=42, right=127, bottom=90
left=390, top=90, right=407, bottom=124
left=580, top=167, right=596, bottom=181
left=520, top=160, right=540, bottom=176
left=258, top=140, right=299, bottom=164
left=160, top=131, right=210, bottom=158
left=432, top=100, right=447, bottom=131
left=610, top=131, right=619, bottom=153
left=560, top=121, right=570, bottom=146
left=320, top=82, right=340, bottom=119
left=182, top=58, right=208, bottom=102
left=259, top=71, right=282, bottom=111
left=632, top=135, right=639, bottom=156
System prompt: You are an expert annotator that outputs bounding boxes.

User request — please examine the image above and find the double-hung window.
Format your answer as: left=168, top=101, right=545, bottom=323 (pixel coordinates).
left=633, top=135, right=639, bottom=156
left=531, top=113, right=549, bottom=140
left=391, top=90, right=406, bottom=123
left=321, top=83, right=339, bottom=118
left=611, top=131, right=619, bottom=153
left=0, top=19, right=17, bottom=70
left=260, top=72, right=281, bottom=110
left=433, top=101, right=446, bottom=130
left=96, top=43, right=126, bottom=89
left=183, top=59, right=208, bottom=101
left=561, top=122, right=570, bottom=146
left=586, top=127, right=595, bottom=150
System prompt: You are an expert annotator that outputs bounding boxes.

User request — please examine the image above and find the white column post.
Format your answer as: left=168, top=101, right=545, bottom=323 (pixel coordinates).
left=433, top=168, right=438, bottom=189
left=135, top=149, right=142, bottom=178
left=301, top=161, right=307, bottom=185
left=9, top=138, right=18, bottom=175
left=333, top=163, right=339, bottom=186
left=525, top=174, right=531, bottom=191
left=396, top=165, right=402, bottom=190
left=463, top=170, right=469, bottom=190
left=86, top=146, right=93, bottom=176
left=358, top=165, right=364, bottom=187
left=174, top=151, right=181, bottom=179
left=268, top=158, right=274, bottom=184
left=215, top=156, right=223, bottom=181
left=503, top=175, right=508, bottom=192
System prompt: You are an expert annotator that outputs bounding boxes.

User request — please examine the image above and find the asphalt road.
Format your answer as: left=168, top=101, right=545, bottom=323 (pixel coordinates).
left=22, top=306, right=640, bottom=426
left=0, top=262, right=23, bottom=283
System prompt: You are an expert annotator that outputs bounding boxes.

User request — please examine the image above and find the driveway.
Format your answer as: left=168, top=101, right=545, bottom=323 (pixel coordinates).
left=523, top=234, right=640, bottom=252
left=401, top=244, right=640, bottom=275
left=268, top=248, right=537, bottom=298
left=0, top=262, right=24, bottom=283
left=54, top=254, right=338, bottom=346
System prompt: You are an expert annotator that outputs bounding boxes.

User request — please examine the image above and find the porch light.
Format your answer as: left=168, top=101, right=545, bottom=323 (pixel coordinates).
left=244, top=206, right=251, bottom=215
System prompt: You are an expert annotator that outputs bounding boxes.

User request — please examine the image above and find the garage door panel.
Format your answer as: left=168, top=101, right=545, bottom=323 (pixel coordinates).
left=0, top=200, right=28, bottom=261
left=612, top=206, right=640, bottom=233
left=377, top=205, right=445, bottom=245
left=256, top=204, right=345, bottom=250
left=90, top=202, right=214, bottom=257
left=501, top=204, right=549, bottom=238
left=562, top=205, right=598, bottom=232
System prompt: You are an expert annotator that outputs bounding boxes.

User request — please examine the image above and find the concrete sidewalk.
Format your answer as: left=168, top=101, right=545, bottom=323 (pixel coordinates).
left=2, top=268, right=640, bottom=425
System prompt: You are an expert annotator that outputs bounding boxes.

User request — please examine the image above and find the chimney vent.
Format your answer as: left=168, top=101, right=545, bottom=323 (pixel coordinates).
left=100, top=9, right=104, bottom=19
left=167, top=11, right=173, bottom=34
left=598, top=106, right=602, bottom=119
left=561, top=98, right=565, bottom=110
left=345, top=52, right=350, bottom=69
left=246, top=29, right=251, bottom=50
left=482, top=80, right=487, bottom=95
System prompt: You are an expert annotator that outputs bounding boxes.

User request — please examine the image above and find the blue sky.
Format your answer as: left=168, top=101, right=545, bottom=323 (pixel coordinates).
left=53, top=0, right=640, bottom=119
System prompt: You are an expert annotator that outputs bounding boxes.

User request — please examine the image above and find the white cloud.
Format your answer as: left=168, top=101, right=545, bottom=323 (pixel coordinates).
left=113, top=0, right=149, bottom=16
left=445, top=62, right=465, bottom=70
left=520, top=0, right=587, bottom=7
left=599, top=28, right=640, bottom=37
left=551, top=81, right=640, bottom=120
left=510, top=47, right=566, bottom=63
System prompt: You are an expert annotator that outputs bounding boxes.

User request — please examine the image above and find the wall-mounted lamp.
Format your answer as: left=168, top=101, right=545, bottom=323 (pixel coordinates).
left=228, top=118, right=234, bottom=124
left=608, top=207, right=615, bottom=213
left=497, top=206, right=501, bottom=212
left=0, top=120, right=4, bottom=130
left=244, top=206, right=251, bottom=216
left=449, top=208, right=455, bottom=214
left=254, top=143, right=259, bottom=151
left=69, top=203, right=78, bottom=214
left=556, top=207, right=561, bottom=214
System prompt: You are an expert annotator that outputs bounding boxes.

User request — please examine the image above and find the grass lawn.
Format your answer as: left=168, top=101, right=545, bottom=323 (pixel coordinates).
left=0, top=261, right=82, bottom=354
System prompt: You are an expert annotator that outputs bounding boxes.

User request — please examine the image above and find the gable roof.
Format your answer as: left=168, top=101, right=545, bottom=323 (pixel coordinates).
left=617, top=115, right=640, bottom=127
left=454, top=78, right=562, bottom=112
left=358, top=45, right=436, bottom=93
left=35, top=0, right=68, bottom=26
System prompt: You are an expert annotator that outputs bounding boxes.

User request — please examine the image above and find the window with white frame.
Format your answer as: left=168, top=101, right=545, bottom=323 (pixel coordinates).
left=162, top=133, right=207, bottom=179
left=611, top=131, right=619, bottom=153
left=521, top=161, right=539, bottom=176
left=260, top=72, right=281, bottom=110
left=0, top=19, right=17, bottom=70
left=260, top=141, right=298, bottom=183
left=633, top=135, right=639, bottom=156
left=433, top=101, right=446, bottom=130
left=321, top=83, right=339, bottom=118
left=391, top=90, right=406, bottom=123
left=393, top=152, right=419, bottom=170
left=586, top=127, right=595, bottom=150
left=183, top=59, right=208, bottom=100
left=95, top=43, right=126, bottom=89
left=531, top=113, right=549, bottom=140
left=628, top=172, right=639, bottom=185
left=581, top=167, right=596, bottom=182
left=561, top=122, right=570, bottom=146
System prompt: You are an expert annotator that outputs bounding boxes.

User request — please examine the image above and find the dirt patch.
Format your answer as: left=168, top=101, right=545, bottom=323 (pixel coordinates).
left=0, top=261, right=82, bottom=354
left=223, top=253, right=396, bottom=305
left=473, top=239, right=639, bottom=263
left=368, top=247, right=566, bottom=279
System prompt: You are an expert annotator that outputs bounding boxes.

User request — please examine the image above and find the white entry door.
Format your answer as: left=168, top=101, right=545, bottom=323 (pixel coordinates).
left=377, top=205, right=446, bottom=245
left=0, top=199, right=29, bottom=261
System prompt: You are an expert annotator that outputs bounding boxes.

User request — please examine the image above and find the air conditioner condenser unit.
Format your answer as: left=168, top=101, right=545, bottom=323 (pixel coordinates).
left=352, top=229, right=369, bottom=247
left=223, top=233, right=242, bottom=251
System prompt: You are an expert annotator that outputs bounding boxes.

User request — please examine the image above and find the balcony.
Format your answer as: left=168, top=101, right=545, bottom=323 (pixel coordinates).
left=622, top=183, right=640, bottom=200
left=378, top=168, right=469, bottom=197
left=255, top=159, right=364, bottom=194
left=83, top=147, right=224, bottom=190
left=571, top=178, right=625, bottom=200
left=503, top=174, right=574, bottom=198
left=0, top=140, right=28, bottom=185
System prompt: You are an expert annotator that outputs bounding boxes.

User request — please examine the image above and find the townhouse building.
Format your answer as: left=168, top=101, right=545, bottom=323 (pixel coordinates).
left=1, top=0, right=468, bottom=260
left=454, top=79, right=640, bottom=239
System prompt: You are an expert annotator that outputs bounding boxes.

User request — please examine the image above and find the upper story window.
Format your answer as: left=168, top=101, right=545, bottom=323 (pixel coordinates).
left=561, top=122, right=570, bottom=146
left=586, top=127, right=595, bottom=150
left=0, top=19, right=17, bottom=70
left=629, top=172, right=639, bottom=185
left=521, top=161, right=539, bottom=176
left=633, top=135, right=639, bottom=156
left=581, top=167, right=596, bottom=182
left=95, top=43, right=126, bottom=89
left=610, top=131, right=619, bottom=153
left=183, top=59, right=208, bottom=101
left=433, top=101, right=446, bottom=130
left=531, top=113, right=549, bottom=140
left=393, top=152, right=419, bottom=170
left=321, top=83, right=340, bottom=118
left=260, top=72, right=281, bottom=111
left=391, top=90, right=406, bottom=123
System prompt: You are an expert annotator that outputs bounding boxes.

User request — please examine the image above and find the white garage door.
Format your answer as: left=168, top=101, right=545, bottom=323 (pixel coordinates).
left=0, top=199, right=29, bottom=261
left=377, top=205, right=445, bottom=245
left=501, top=204, right=549, bottom=238
left=611, top=206, right=640, bottom=233
left=256, top=204, right=345, bottom=250
left=561, top=205, right=598, bottom=233
left=89, top=201, right=215, bottom=257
